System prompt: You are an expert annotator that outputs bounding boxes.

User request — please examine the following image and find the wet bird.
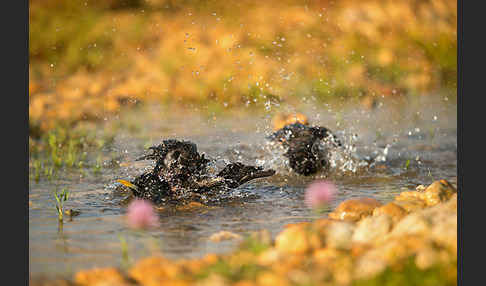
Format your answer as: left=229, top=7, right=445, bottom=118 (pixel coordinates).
left=268, top=122, right=342, bottom=176
left=117, top=139, right=275, bottom=204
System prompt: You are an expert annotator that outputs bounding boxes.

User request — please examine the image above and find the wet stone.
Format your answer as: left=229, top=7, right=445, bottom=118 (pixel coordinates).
left=422, top=179, right=457, bottom=206
left=395, top=190, right=424, bottom=202
left=74, top=267, right=129, bottom=286
left=372, top=202, right=408, bottom=224
left=328, top=197, right=382, bottom=222
left=393, top=198, right=427, bottom=213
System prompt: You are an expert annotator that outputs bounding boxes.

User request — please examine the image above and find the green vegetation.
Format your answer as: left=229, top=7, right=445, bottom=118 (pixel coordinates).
left=352, top=258, right=457, bottom=286
left=29, top=125, right=114, bottom=181
left=54, top=188, right=69, bottom=221
left=196, top=258, right=265, bottom=283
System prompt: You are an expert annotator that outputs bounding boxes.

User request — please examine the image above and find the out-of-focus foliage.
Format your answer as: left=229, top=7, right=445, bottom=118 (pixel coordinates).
left=29, top=0, right=456, bottom=133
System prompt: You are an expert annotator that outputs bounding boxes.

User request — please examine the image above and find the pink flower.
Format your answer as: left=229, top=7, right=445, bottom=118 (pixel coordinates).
left=304, top=180, right=336, bottom=209
left=126, top=199, right=160, bottom=229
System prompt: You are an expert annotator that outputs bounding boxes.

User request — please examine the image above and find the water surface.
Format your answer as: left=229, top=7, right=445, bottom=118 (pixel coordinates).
left=29, top=94, right=457, bottom=278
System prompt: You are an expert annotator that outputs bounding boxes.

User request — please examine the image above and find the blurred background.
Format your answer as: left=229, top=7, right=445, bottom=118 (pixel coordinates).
left=29, top=0, right=456, bottom=135
left=28, top=2, right=457, bottom=280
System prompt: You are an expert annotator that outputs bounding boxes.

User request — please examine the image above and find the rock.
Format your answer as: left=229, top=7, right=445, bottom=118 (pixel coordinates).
left=429, top=210, right=457, bottom=253
left=128, top=256, right=181, bottom=285
left=328, top=198, right=382, bottom=221
left=202, top=253, right=219, bottom=264
left=198, top=274, right=228, bottom=286
left=415, top=246, right=440, bottom=270
left=415, top=185, right=427, bottom=192
left=74, top=267, right=129, bottom=286
left=257, top=249, right=281, bottom=266
left=422, top=179, right=457, bottom=206
left=395, top=190, right=424, bottom=201
left=354, top=255, right=387, bottom=279
left=352, top=214, right=392, bottom=244
left=313, top=248, right=342, bottom=264
left=350, top=243, right=371, bottom=257
left=393, top=199, right=427, bottom=213
left=209, top=231, right=242, bottom=242
left=390, top=213, right=431, bottom=237
left=257, top=272, right=290, bottom=286
left=332, top=256, right=354, bottom=285
left=275, top=224, right=311, bottom=255
left=326, top=221, right=355, bottom=250
left=234, top=281, right=257, bottom=286
left=372, top=202, right=407, bottom=223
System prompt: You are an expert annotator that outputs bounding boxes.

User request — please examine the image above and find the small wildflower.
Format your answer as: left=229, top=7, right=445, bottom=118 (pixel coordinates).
left=304, top=180, right=336, bottom=211
left=126, top=199, right=160, bottom=230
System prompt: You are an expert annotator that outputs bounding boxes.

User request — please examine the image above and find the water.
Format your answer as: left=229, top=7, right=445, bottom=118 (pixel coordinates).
left=29, top=94, right=457, bottom=279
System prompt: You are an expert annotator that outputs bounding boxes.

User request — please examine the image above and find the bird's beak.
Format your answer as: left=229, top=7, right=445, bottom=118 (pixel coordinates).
left=117, top=179, right=139, bottom=191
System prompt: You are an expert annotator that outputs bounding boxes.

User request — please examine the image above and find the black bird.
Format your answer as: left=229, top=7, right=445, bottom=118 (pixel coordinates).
left=268, top=122, right=341, bottom=176
left=118, top=139, right=275, bottom=204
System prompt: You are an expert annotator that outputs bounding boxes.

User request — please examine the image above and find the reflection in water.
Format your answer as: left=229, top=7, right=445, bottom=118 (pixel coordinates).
left=29, top=95, right=457, bottom=278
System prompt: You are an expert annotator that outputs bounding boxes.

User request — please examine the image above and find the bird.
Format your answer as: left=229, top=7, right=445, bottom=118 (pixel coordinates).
left=267, top=122, right=341, bottom=176
left=117, top=139, right=276, bottom=204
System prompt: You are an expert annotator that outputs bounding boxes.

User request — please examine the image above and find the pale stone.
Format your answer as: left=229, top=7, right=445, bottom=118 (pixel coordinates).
left=390, top=213, right=431, bottom=237
left=326, top=221, right=355, bottom=250
left=415, top=247, right=439, bottom=270
left=352, top=214, right=392, bottom=244
left=354, top=255, right=387, bottom=279
left=257, top=249, right=281, bottom=266
left=257, top=272, right=290, bottom=286
left=209, top=231, right=242, bottom=242
left=275, top=225, right=310, bottom=255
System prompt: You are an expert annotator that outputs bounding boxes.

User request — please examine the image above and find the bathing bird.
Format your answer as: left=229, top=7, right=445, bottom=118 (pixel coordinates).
left=117, top=139, right=275, bottom=204
left=268, top=122, right=341, bottom=176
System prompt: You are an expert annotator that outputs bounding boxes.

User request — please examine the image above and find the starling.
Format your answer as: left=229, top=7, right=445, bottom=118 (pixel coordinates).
left=268, top=122, right=341, bottom=176
left=118, top=139, right=275, bottom=204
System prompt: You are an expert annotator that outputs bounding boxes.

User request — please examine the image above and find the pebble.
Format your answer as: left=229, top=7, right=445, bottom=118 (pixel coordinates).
left=422, top=179, right=457, bottom=206
left=61, top=179, right=458, bottom=286
left=275, top=224, right=311, bottom=255
left=326, top=221, right=355, bottom=250
left=74, top=268, right=129, bottom=286
left=328, top=197, right=382, bottom=221
left=209, top=231, right=242, bottom=242
left=372, top=202, right=408, bottom=224
left=352, top=214, right=392, bottom=244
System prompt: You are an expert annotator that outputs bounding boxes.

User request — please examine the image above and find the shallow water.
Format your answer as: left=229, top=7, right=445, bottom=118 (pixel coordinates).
left=29, top=94, right=457, bottom=279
